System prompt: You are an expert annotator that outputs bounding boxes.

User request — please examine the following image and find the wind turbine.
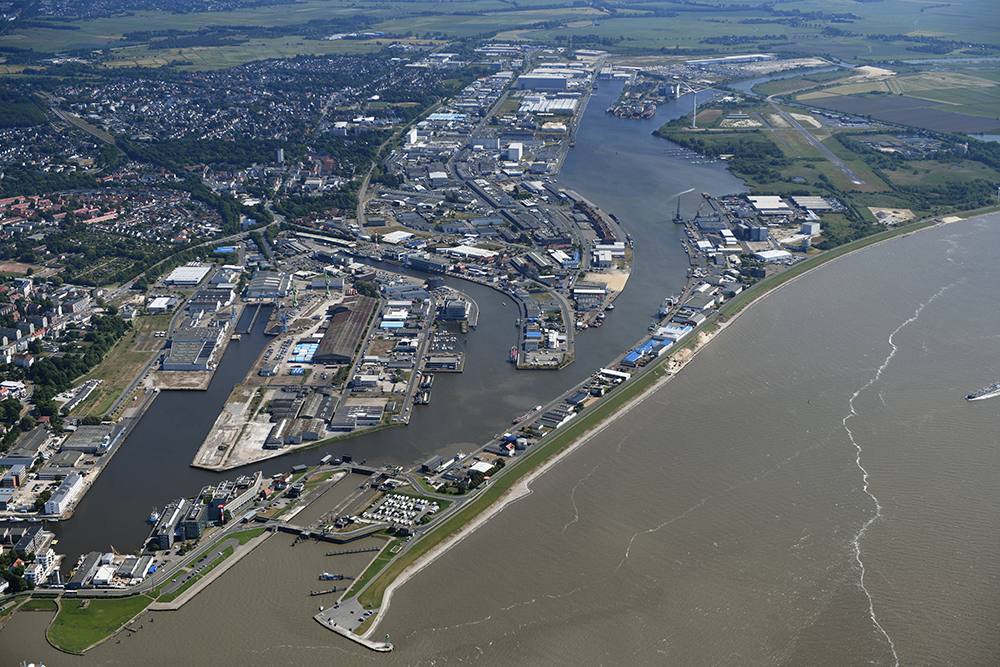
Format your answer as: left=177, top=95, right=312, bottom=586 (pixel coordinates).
left=676, top=81, right=700, bottom=129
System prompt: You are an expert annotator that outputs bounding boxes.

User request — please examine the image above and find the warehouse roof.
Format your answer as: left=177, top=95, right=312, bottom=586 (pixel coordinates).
left=314, top=296, right=378, bottom=364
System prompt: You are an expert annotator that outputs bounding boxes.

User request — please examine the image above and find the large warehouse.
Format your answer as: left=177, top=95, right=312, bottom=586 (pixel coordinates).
left=313, top=296, right=378, bottom=364
left=245, top=271, right=292, bottom=299
left=164, top=263, right=213, bottom=286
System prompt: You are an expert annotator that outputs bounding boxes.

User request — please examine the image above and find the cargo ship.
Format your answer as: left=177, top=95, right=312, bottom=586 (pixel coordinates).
left=966, top=382, right=1000, bottom=401
left=658, top=296, right=678, bottom=317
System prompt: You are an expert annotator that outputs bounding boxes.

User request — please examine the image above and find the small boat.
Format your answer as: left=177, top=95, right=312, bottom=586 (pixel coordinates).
left=605, top=304, right=614, bottom=311
left=149, top=507, right=160, bottom=524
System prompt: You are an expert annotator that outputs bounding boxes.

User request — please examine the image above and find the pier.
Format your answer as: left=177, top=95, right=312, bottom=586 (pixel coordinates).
left=327, top=547, right=381, bottom=557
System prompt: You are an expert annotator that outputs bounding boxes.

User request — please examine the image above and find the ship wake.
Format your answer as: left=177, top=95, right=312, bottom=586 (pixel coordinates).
left=842, top=286, right=949, bottom=666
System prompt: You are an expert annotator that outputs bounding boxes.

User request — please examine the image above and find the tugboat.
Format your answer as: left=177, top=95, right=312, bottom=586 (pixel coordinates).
left=509, top=346, right=518, bottom=363
left=148, top=507, right=160, bottom=524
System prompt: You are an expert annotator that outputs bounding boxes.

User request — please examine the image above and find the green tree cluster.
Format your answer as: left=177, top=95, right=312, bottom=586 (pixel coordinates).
left=29, top=315, right=130, bottom=405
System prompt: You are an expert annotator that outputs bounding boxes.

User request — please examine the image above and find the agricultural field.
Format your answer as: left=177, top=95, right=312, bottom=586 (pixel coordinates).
left=101, top=37, right=386, bottom=71
left=795, top=69, right=1000, bottom=134
left=1, top=0, right=996, bottom=69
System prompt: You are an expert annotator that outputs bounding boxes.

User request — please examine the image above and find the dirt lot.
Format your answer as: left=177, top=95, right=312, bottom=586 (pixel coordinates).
left=0, top=262, right=34, bottom=274
left=868, top=207, right=915, bottom=225
left=152, top=369, right=213, bottom=390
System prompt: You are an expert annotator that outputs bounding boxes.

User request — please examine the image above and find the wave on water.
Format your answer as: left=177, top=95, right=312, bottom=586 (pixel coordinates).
left=841, top=284, right=951, bottom=666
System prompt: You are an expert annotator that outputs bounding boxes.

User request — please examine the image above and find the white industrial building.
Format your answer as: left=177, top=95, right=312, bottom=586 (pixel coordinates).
left=508, top=143, right=523, bottom=161
left=44, top=471, right=84, bottom=515
left=443, top=245, right=498, bottom=260
left=381, top=230, right=415, bottom=245
left=594, top=242, right=626, bottom=257
left=148, top=296, right=175, bottom=312
left=517, top=74, right=569, bottom=91
left=747, top=195, right=790, bottom=215
left=755, top=249, right=793, bottom=262
left=164, top=263, right=212, bottom=285
left=592, top=249, right=612, bottom=268
left=519, top=94, right=579, bottom=113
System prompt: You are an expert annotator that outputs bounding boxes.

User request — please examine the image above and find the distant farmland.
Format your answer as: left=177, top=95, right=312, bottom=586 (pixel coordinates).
left=797, top=95, right=1000, bottom=134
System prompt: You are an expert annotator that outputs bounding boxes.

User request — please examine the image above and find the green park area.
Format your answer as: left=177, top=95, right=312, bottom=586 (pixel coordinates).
left=47, top=595, right=154, bottom=654
left=36, top=528, right=267, bottom=653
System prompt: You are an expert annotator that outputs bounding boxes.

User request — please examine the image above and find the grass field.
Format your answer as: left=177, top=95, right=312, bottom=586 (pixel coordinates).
left=880, top=159, right=1000, bottom=188
left=752, top=70, right=854, bottom=98
left=19, top=598, right=58, bottom=611
left=47, top=595, right=153, bottom=654
left=71, top=311, right=173, bottom=418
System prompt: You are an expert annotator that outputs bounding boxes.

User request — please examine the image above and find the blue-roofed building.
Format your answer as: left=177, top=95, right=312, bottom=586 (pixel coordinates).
left=524, top=330, right=543, bottom=351
left=622, top=350, right=644, bottom=366
left=636, top=340, right=659, bottom=355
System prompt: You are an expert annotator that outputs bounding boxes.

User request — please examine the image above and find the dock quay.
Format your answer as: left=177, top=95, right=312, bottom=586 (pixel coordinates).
left=54, top=388, right=158, bottom=520
left=326, top=547, right=381, bottom=557
left=313, top=615, right=394, bottom=652
left=423, top=353, right=465, bottom=373
left=310, top=587, right=344, bottom=596
left=242, top=302, right=263, bottom=334
left=269, top=519, right=386, bottom=544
